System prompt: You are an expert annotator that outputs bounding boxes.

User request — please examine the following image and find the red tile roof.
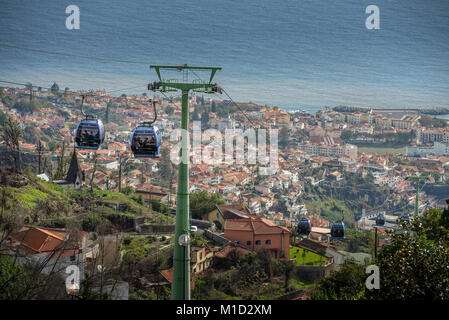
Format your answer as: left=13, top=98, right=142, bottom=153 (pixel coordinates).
left=8, top=227, right=87, bottom=256
left=225, top=217, right=291, bottom=235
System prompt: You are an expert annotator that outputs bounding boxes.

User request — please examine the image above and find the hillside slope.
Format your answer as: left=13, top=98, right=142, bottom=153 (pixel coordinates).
left=0, top=167, right=174, bottom=232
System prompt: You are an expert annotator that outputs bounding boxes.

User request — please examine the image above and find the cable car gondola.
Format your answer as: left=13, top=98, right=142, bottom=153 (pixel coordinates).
left=75, top=95, right=105, bottom=150
left=130, top=99, right=161, bottom=158
left=399, top=214, right=410, bottom=223
left=297, top=218, right=312, bottom=236
left=330, top=221, right=345, bottom=239
left=375, top=213, right=386, bottom=226
left=131, top=125, right=161, bottom=158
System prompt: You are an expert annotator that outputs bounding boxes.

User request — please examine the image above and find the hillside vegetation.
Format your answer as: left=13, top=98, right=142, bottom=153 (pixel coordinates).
left=0, top=168, right=174, bottom=233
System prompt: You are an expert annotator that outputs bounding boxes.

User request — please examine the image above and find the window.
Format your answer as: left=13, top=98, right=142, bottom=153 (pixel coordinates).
left=255, top=240, right=261, bottom=245
left=265, top=240, right=271, bottom=245
left=70, top=255, right=76, bottom=262
left=246, top=241, right=251, bottom=245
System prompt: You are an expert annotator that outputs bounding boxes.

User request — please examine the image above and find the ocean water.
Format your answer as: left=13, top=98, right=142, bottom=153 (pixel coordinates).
left=1, top=0, right=449, bottom=112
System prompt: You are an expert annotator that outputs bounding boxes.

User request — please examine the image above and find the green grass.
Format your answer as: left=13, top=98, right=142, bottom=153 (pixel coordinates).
left=122, top=236, right=155, bottom=250
left=14, top=186, right=48, bottom=209
left=3, top=171, right=174, bottom=231
left=92, top=189, right=174, bottom=224
left=8, top=178, right=72, bottom=210
left=290, top=247, right=328, bottom=266
left=358, top=146, right=406, bottom=155
left=303, top=196, right=356, bottom=228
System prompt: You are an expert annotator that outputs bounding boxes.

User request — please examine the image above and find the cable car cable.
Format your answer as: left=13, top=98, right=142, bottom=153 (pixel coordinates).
left=0, top=43, right=155, bottom=65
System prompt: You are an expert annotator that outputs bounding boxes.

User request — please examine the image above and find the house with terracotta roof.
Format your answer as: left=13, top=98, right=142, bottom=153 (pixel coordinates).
left=202, top=203, right=252, bottom=230
left=224, top=216, right=291, bottom=259
left=159, top=268, right=195, bottom=290
left=214, top=244, right=251, bottom=261
left=5, top=226, right=92, bottom=280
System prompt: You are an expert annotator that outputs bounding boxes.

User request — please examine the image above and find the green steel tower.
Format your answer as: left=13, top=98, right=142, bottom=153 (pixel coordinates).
left=407, top=176, right=426, bottom=217
left=148, top=65, right=222, bottom=300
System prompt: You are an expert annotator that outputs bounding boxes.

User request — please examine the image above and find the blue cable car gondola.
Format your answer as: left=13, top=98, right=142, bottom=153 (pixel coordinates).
left=74, top=95, right=105, bottom=150
left=131, top=99, right=162, bottom=158
left=330, top=221, right=345, bottom=239
left=399, top=214, right=410, bottom=223
left=375, top=213, right=386, bottom=226
left=131, top=125, right=161, bottom=158
left=75, top=116, right=105, bottom=150
left=297, top=218, right=312, bottom=236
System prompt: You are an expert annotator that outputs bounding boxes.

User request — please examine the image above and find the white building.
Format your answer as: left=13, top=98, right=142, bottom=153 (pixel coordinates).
left=299, top=143, right=358, bottom=158
left=406, top=141, right=449, bottom=157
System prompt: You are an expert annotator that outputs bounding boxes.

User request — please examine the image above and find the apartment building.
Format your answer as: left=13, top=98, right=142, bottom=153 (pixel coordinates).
left=417, top=127, right=449, bottom=144
left=298, top=142, right=358, bottom=158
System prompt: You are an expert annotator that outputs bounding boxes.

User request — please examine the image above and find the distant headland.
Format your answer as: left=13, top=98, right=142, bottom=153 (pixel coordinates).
left=333, top=105, right=449, bottom=115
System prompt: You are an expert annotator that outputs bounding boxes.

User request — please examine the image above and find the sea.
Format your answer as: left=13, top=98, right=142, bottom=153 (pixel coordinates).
left=1, top=0, right=449, bottom=114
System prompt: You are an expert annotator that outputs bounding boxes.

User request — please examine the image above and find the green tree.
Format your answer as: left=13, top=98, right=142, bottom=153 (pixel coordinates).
left=2, top=95, right=15, bottom=109
left=13, top=99, right=41, bottom=114
left=2, top=116, right=22, bottom=170
left=311, top=262, right=366, bottom=300
left=340, top=130, right=354, bottom=141
left=0, top=255, right=47, bottom=299
left=189, top=190, right=225, bottom=219
left=313, top=203, right=449, bottom=300
left=121, top=186, right=135, bottom=195
left=367, top=205, right=449, bottom=300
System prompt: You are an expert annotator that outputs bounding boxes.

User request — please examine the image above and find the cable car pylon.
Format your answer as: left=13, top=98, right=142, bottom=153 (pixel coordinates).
left=407, top=175, right=426, bottom=217
left=148, top=64, right=222, bottom=300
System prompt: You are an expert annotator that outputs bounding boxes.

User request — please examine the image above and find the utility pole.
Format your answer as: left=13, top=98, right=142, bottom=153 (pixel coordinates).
left=148, top=64, right=222, bottom=300
left=374, top=226, right=378, bottom=261
left=407, top=176, right=426, bottom=217
left=118, top=154, right=123, bottom=193
left=37, top=140, right=43, bottom=174
left=25, top=82, right=33, bottom=102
